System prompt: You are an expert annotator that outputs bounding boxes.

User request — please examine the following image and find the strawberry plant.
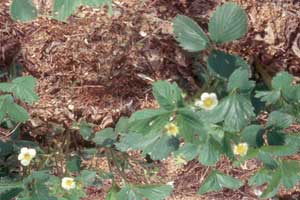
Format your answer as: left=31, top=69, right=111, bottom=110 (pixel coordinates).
left=3, top=1, right=300, bottom=200
left=10, top=0, right=112, bottom=22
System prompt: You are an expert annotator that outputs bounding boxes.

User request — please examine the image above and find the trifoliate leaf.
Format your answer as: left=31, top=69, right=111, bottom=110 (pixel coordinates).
left=241, top=125, right=264, bottom=147
left=266, top=111, right=295, bottom=129
left=117, top=184, right=173, bottom=200
left=93, top=128, right=116, bottom=147
left=208, top=50, right=249, bottom=79
left=209, top=3, right=247, bottom=43
left=198, top=170, right=243, bottom=195
left=227, top=68, right=255, bottom=93
left=152, top=81, right=184, bottom=110
left=129, top=109, right=172, bottom=135
left=10, top=0, right=38, bottom=22
left=173, top=15, right=210, bottom=52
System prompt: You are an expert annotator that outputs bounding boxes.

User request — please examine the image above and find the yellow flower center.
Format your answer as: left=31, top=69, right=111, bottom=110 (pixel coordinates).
left=236, top=145, right=247, bottom=155
left=165, top=123, right=179, bottom=136
left=203, top=98, right=213, bottom=107
left=23, top=153, right=32, bottom=161
left=65, top=180, right=74, bottom=187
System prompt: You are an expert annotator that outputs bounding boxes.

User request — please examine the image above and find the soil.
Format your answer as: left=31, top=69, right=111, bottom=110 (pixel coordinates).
left=1, top=0, right=300, bottom=199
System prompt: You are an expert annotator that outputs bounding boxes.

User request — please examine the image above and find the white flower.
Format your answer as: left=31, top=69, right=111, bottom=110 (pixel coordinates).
left=165, top=123, right=179, bottom=136
left=18, top=147, right=36, bottom=166
left=233, top=143, right=249, bottom=157
left=195, top=92, right=218, bottom=110
left=61, top=177, right=76, bottom=190
left=253, top=188, right=262, bottom=197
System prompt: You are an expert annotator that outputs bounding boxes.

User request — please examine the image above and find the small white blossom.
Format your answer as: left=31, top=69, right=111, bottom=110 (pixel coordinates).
left=195, top=92, right=218, bottom=110
left=139, top=31, right=147, bottom=37
left=233, top=143, right=249, bottom=157
left=18, top=147, right=36, bottom=166
left=61, top=177, right=76, bottom=190
left=165, top=123, right=179, bottom=136
left=253, top=188, right=262, bottom=197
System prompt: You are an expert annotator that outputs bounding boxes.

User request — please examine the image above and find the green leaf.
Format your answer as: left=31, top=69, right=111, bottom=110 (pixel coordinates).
left=0, top=179, right=23, bottom=200
left=227, top=68, right=255, bottom=93
left=272, top=71, right=294, bottom=90
left=267, top=129, right=285, bottom=145
left=202, top=93, right=255, bottom=132
left=93, top=128, right=116, bottom=147
left=255, top=90, right=281, bottom=105
left=241, top=125, right=264, bottom=147
left=175, top=143, right=198, bottom=161
left=258, top=151, right=278, bottom=169
left=198, top=170, right=243, bottom=195
left=10, top=0, right=38, bottom=22
left=173, top=15, right=210, bottom=52
left=267, top=111, right=295, bottom=129
left=115, top=117, right=129, bottom=135
left=78, top=170, right=98, bottom=187
left=260, top=145, right=297, bottom=157
left=207, top=50, right=249, bottom=79
left=106, top=184, right=120, bottom=200
left=0, top=141, right=13, bottom=157
left=82, top=0, right=110, bottom=6
left=280, top=160, right=300, bottom=189
left=117, top=184, right=173, bottom=200
left=198, top=137, right=221, bottom=166
left=209, top=2, right=247, bottom=43
left=261, top=169, right=281, bottom=198
left=67, top=155, right=81, bottom=173
left=129, top=109, right=171, bottom=135
left=116, top=132, right=179, bottom=160
left=0, top=76, right=38, bottom=104
left=152, top=81, right=184, bottom=110
left=176, top=108, right=206, bottom=142
left=249, top=168, right=272, bottom=186
left=52, top=0, right=82, bottom=21
left=0, top=95, right=29, bottom=122
left=79, top=121, right=93, bottom=140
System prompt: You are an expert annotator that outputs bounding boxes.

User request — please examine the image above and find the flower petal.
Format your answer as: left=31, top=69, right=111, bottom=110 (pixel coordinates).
left=200, top=92, right=210, bottom=100
left=18, top=153, right=24, bottom=160
left=20, top=147, right=28, bottom=154
left=21, top=159, right=30, bottom=166
left=28, top=148, right=36, bottom=158
left=209, top=93, right=217, bottom=100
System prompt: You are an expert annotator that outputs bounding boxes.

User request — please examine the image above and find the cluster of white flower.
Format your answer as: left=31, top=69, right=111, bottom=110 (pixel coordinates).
left=18, top=147, right=76, bottom=191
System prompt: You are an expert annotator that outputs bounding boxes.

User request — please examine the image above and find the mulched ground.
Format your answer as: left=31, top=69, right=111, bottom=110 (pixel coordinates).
left=1, top=0, right=300, bottom=199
